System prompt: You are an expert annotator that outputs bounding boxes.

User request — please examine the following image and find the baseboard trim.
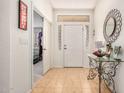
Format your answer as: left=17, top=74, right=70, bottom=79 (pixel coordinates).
left=53, top=66, right=64, bottom=68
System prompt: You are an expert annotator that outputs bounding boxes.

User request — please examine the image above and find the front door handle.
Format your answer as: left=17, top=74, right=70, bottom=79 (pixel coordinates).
left=64, top=45, right=67, bottom=47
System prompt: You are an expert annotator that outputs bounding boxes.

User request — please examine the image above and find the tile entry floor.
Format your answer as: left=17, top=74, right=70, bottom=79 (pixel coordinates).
left=32, top=68, right=111, bottom=93
left=33, top=61, right=43, bottom=83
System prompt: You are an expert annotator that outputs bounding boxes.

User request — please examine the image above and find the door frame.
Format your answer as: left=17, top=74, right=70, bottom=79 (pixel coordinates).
left=31, top=3, right=45, bottom=87
left=63, top=24, right=84, bottom=67
left=31, top=3, right=52, bottom=87
left=58, top=22, right=90, bottom=68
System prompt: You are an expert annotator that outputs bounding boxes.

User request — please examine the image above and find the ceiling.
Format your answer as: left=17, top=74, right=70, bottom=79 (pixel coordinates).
left=50, top=0, right=97, bottom=9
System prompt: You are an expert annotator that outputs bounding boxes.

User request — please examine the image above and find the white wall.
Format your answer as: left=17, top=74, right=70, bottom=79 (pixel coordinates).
left=94, top=0, right=124, bottom=93
left=10, top=0, right=53, bottom=93
left=0, top=0, right=32, bottom=93
left=52, top=9, right=94, bottom=68
left=0, top=0, right=53, bottom=93
left=10, top=0, right=32, bottom=93
left=33, top=0, right=53, bottom=22
left=0, top=0, right=10, bottom=93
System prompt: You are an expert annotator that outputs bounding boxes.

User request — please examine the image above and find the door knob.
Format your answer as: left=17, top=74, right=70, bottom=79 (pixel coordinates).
left=43, top=48, right=47, bottom=50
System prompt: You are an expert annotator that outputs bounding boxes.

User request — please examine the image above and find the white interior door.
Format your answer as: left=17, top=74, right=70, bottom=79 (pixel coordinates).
left=43, top=19, right=51, bottom=74
left=64, top=25, right=83, bottom=67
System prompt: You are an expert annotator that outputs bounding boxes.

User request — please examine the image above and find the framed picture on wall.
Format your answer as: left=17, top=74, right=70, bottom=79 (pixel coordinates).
left=18, top=0, right=28, bottom=30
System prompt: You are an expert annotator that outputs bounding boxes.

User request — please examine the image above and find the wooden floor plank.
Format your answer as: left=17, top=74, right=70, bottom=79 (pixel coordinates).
left=32, top=68, right=111, bottom=93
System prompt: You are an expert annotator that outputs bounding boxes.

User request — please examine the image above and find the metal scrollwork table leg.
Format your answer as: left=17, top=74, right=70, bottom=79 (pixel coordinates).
left=87, top=56, right=120, bottom=93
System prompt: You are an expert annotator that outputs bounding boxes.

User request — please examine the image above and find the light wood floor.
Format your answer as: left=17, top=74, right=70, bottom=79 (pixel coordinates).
left=31, top=68, right=111, bottom=93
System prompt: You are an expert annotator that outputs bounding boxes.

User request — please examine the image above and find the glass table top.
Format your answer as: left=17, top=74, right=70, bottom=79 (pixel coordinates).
left=88, top=54, right=124, bottom=62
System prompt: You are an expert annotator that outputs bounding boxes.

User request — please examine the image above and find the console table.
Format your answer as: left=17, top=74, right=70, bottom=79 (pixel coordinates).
left=87, top=55, right=124, bottom=93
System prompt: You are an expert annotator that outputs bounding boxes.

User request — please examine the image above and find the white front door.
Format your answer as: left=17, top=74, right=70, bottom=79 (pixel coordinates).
left=63, top=25, right=83, bottom=67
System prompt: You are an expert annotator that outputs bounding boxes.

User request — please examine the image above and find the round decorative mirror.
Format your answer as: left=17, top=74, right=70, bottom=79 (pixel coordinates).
left=103, top=9, right=122, bottom=43
left=106, top=17, right=115, bottom=37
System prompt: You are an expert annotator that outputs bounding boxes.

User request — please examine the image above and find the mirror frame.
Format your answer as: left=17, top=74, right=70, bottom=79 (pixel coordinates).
left=103, top=9, right=122, bottom=43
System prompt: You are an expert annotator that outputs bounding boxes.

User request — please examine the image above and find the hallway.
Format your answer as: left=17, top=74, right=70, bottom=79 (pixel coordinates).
left=1, top=0, right=124, bottom=93
left=32, top=68, right=110, bottom=93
